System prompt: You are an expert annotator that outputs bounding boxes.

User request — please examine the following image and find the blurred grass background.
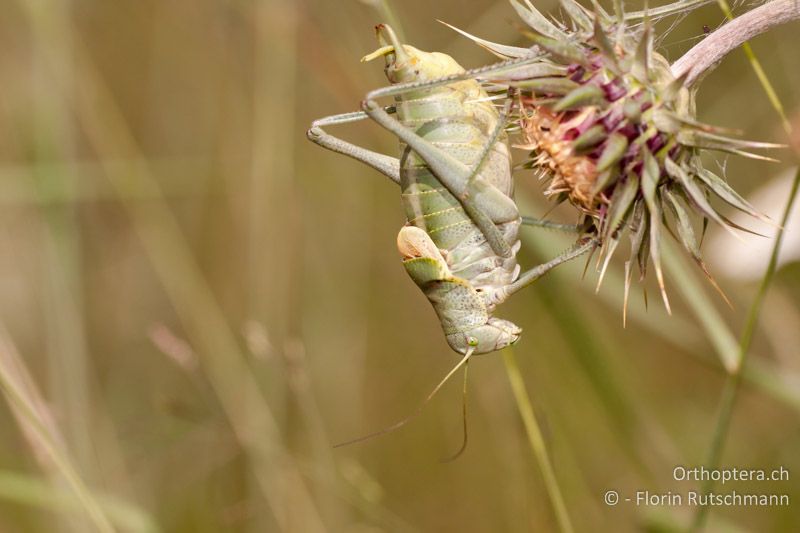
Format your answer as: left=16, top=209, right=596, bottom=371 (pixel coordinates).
left=0, top=0, right=797, bottom=531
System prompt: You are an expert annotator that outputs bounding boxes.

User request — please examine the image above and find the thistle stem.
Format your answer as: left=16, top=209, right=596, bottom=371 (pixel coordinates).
left=502, top=347, right=574, bottom=533
left=671, top=0, right=800, bottom=87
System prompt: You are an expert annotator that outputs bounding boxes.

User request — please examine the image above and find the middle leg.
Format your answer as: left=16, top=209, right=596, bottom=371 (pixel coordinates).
left=500, top=238, right=597, bottom=299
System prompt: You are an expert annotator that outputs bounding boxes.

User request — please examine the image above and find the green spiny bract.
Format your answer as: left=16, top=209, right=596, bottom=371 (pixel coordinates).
left=458, top=0, right=781, bottom=313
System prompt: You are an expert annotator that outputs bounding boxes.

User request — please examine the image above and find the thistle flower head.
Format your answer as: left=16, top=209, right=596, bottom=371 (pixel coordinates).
left=454, top=0, right=782, bottom=313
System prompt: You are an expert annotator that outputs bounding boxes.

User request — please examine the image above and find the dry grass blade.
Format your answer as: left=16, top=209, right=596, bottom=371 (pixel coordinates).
left=0, top=324, right=115, bottom=532
left=502, top=347, right=574, bottom=533
left=0, top=470, right=158, bottom=533
left=15, top=1, right=326, bottom=531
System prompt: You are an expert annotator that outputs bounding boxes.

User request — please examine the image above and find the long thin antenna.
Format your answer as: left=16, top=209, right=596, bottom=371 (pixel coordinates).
left=333, top=348, right=475, bottom=448
left=440, top=360, right=470, bottom=462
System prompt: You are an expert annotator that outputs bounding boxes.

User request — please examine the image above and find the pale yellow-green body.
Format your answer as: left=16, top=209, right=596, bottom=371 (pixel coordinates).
left=383, top=43, right=523, bottom=354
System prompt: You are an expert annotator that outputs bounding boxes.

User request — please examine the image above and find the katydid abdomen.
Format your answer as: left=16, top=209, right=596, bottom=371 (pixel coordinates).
left=398, top=102, right=522, bottom=306
left=367, top=26, right=523, bottom=354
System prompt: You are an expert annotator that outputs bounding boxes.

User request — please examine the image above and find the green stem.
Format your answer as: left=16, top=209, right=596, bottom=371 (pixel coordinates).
left=690, top=166, right=800, bottom=532
left=714, top=0, right=793, bottom=134
left=502, top=347, right=574, bottom=533
left=687, top=0, right=799, bottom=528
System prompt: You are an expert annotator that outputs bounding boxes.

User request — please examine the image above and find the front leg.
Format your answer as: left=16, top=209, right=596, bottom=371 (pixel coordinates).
left=362, top=55, right=542, bottom=102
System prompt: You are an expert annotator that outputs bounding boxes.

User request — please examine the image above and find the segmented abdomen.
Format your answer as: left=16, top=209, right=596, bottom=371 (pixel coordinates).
left=397, top=81, right=520, bottom=300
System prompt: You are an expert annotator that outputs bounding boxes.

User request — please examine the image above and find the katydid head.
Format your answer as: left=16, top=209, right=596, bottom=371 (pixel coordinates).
left=362, top=24, right=465, bottom=85
left=447, top=318, right=522, bottom=355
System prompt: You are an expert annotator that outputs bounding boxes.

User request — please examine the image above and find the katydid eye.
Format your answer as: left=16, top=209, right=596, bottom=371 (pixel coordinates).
left=467, top=336, right=479, bottom=347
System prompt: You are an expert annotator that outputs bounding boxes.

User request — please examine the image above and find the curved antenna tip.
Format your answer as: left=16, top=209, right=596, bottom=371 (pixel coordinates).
left=332, top=348, right=475, bottom=449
